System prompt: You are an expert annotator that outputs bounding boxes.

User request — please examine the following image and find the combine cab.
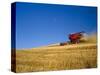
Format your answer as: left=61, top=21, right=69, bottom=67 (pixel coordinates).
left=69, top=31, right=85, bottom=44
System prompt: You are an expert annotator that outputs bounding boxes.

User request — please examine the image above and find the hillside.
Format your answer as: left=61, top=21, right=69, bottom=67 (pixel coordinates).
left=14, top=34, right=97, bottom=72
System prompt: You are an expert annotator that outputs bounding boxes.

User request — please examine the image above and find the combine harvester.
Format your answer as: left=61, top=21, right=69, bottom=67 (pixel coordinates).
left=60, top=31, right=85, bottom=46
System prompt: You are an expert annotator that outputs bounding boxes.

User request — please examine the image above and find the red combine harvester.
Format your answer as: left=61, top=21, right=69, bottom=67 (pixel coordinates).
left=60, top=31, right=85, bottom=46
left=69, top=31, right=85, bottom=44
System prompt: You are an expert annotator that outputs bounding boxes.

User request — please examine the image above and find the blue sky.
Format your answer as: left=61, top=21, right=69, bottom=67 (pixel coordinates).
left=15, top=2, right=97, bottom=49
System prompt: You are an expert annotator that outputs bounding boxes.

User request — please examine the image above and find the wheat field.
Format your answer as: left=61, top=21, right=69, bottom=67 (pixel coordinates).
left=15, top=35, right=97, bottom=72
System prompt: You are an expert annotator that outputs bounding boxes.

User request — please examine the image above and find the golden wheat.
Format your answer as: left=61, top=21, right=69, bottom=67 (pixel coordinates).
left=14, top=34, right=97, bottom=72
left=15, top=43, right=97, bottom=72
